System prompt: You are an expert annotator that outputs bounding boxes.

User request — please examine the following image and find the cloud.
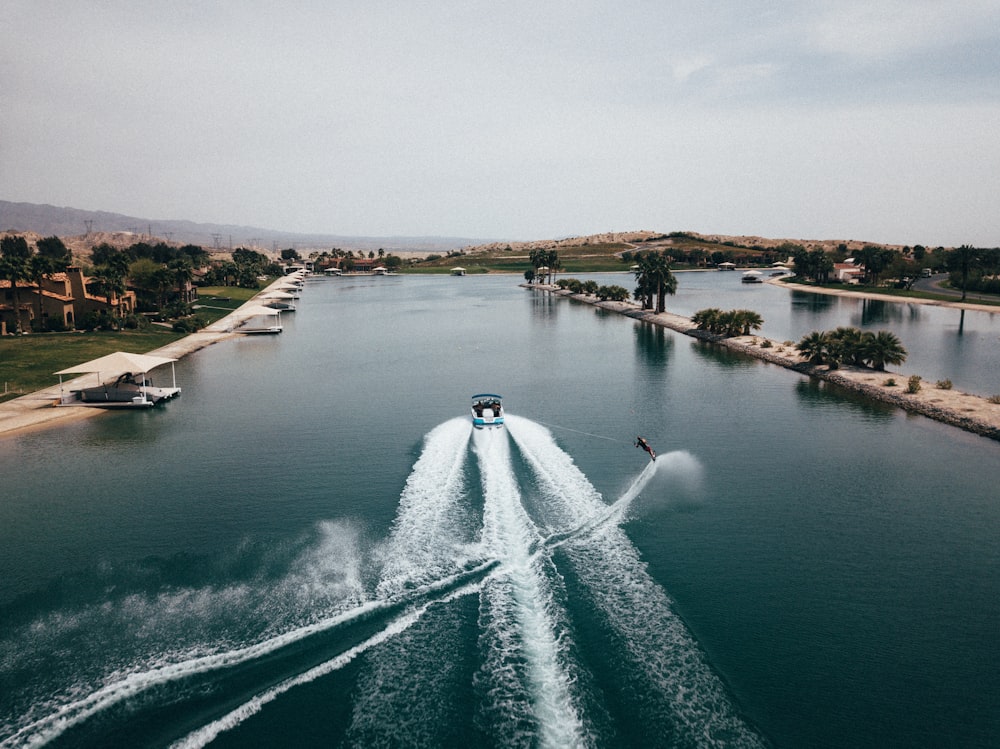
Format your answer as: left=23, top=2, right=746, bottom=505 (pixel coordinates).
left=806, top=0, right=1000, bottom=62
left=2, top=1, right=999, bottom=244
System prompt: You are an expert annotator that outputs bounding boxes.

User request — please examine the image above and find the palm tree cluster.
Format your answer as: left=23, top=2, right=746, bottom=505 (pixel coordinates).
left=791, top=247, right=834, bottom=283
left=554, top=277, right=630, bottom=301
left=691, top=308, right=764, bottom=337
left=632, top=251, right=677, bottom=312
left=528, top=248, right=561, bottom=284
left=796, top=326, right=907, bottom=370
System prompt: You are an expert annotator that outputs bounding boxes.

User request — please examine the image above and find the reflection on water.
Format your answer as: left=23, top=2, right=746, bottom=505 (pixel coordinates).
left=688, top=339, right=759, bottom=370
left=790, top=289, right=837, bottom=314
left=528, top=290, right=559, bottom=324
left=633, top=322, right=673, bottom=368
left=794, top=378, right=896, bottom=420
left=856, top=298, right=891, bottom=325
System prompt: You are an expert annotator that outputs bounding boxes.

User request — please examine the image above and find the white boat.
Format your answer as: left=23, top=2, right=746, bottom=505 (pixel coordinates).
left=742, top=270, right=764, bottom=283
left=471, top=394, right=504, bottom=428
left=76, top=372, right=178, bottom=405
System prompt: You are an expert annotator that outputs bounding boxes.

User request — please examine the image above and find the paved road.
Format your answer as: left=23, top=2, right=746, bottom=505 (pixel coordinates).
left=911, top=272, right=1000, bottom=304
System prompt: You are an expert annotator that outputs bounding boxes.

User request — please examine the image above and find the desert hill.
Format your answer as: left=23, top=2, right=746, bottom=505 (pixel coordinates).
left=0, top=200, right=482, bottom=255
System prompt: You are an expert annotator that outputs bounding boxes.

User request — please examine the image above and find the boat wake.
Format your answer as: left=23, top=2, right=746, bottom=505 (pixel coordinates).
left=1, top=415, right=763, bottom=748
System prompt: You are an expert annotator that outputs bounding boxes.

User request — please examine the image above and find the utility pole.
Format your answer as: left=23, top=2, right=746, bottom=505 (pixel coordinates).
left=211, top=233, right=222, bottom=249
left=84, top=220, right=93, bottom=236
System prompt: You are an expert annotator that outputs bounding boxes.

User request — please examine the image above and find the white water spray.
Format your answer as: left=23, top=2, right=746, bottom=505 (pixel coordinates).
left=375, top=417, right=476, bottom=599
left=507, top=415, right=765, bottom=747
left=473, top=427, right=588, bottom=749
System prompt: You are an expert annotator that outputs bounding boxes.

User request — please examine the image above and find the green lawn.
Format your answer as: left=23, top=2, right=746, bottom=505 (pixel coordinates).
left=0, top=285, right=277, bottom=402
left=0, top=330, right=187, bottom=402
left=192, top=286, right=264, bottom=323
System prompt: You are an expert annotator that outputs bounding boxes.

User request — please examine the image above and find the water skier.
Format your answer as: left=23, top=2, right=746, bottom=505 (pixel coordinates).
left=635, top=436, right=656, bottom=461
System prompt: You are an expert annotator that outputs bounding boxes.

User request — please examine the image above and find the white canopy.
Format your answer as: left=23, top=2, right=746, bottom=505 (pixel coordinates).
left=54, top=351, right=176, bottom=376
left=231, top=305, right=281, bottom=318
left=742, top=269, right=763, bottom=276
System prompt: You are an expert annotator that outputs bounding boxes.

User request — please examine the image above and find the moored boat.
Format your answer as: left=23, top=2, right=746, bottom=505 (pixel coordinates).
left=471, top=394, right=504, bottom=428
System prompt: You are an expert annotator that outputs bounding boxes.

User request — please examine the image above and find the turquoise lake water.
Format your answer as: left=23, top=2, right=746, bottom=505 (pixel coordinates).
left=2, top=274, right=999, bottom=747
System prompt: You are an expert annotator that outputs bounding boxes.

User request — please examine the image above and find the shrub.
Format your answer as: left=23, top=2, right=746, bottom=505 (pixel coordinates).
left=597, top=285, right=630, bottom=302
left=172, top=314, right=208, bottom=333
left=907, top=375, right=922, bottom=394
left=761, top=340, right=772, bottom=348
left=987, top=395, right=1000, bottom=405
left=122, top=314, right=151, bottom=330
left=935, top=379, right=953, bottom=390
left=883, top=378, right=897, bottom=387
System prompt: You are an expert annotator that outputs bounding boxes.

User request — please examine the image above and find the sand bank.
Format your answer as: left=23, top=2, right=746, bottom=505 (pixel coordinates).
left=528, top=284, right=1000, bottom=443
left=0, top=278, right=294, bottom=439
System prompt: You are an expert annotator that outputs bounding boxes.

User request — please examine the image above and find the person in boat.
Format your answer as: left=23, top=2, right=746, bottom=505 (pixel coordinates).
left=635, top=436, right=656, bottom=461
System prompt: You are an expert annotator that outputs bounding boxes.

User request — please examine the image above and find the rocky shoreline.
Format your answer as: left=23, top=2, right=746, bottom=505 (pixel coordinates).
left=527, top=284, right=1000, bottom=443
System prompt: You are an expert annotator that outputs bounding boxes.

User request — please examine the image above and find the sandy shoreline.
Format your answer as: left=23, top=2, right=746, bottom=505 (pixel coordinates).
left=528, top=282, right=1000, bottom=443
left=0, top=281, right=286, bottom=439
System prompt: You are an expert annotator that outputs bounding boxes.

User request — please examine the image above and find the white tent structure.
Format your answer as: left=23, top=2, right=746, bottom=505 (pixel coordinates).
left=259, top=290, right=297, bottom=310
left=230, top=305, right=282, bottom=334
left=54, top=351, right=180, bottom=406
left=271, top=282, right=301, bottom=297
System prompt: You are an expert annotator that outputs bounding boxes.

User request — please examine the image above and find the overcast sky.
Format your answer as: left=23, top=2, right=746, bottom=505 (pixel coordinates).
left=3, top=1, right=999, bottom=245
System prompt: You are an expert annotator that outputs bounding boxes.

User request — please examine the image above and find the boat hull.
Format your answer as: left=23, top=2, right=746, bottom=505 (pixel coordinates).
left=471, top=393, right=504, bottom=428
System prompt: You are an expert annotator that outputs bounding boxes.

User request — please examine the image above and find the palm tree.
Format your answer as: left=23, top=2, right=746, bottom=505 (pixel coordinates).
left=734, top=309, right=764, bottom=336
left=93, top=251, right=131, bottom=329
left=528, top=248, right=548, bottom=283
left=0, top=235, right=32, bottom=334
left=153, top=266, right=174, bottom=310
left=861, top=330, right=907, bottom=371
left=168, top=258, right=194, bottom=305
left=796, top=330, right=831, bottom=365
left=633, top=251, right=677, bottom=313
left=829, top=326, right=866, bottom=366
left=28, top=254, right=56, bottom=331
left=691, top=308, right=723, bottom=333
left=948, top=245, right=980, bottom=301
left=545, top=249, right=561, bottom=284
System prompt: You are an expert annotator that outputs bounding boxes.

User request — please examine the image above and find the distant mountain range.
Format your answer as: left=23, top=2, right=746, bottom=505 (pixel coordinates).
left=0, top=200, right=486, bottom=254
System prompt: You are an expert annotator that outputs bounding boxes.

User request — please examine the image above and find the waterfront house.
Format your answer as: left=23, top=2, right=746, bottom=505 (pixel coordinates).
left=1, top=267, right=137, bottom=333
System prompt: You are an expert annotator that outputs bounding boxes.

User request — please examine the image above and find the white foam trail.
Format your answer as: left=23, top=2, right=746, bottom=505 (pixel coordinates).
left=1, top=597, right=380, bottom=749
left=473, top=428, right=587, bottom=749
left=345, top=418, right=478, bottom=741
left=3, top=556, right=498, bottom=749
left=376, top=418, right=477, bottom=599
left=171, top=579, right=484, bottom=749
left=507, top=416, right=765, bottom=747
